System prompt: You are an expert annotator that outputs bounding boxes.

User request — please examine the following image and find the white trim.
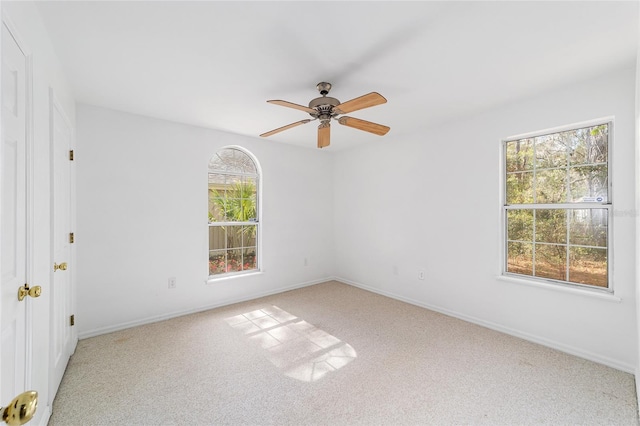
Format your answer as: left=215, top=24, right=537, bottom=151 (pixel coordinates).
left=206, top=270, right=263, bottom=284
left=503, top=116, right=616, bottom=142
left=335, top=276, right=634, bottom=374
left=78, top=276, right=331, bottom=339
left=35, top=406, right=51, bottom=426
left=634, top=2, right=640, bottom=414
left=496, top=274, right=621, bottom=302
left=504, top=203, right=610, bottom=209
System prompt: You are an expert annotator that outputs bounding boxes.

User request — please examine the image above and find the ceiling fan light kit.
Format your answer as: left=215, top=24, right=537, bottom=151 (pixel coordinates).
left=260, top=82, right=390, bottom=149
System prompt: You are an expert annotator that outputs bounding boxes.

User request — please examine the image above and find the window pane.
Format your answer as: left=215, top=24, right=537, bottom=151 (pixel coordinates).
left=506, top=172, right=533, bottom=204
left=209, top=226, right=226, bottom=250
left=241, top=198, right=256, bottom=221
left=243, top=176, right=257, bottom=189
left=535, top=133, right=567, bottom=169
left=243, top=225, right=257, bottom=247
left=506, top=139, right=533, bottom=172
left=208, top=173, right=227, bottom=222
left=242, top=248, right=257, bottom=271
left=569, top=125, right=608, bottom=166
left=208, top=155, right=226, bottom=172
left=569, top=209, right=607, bottom=247
left=242, top=195, right=258, bottom=222
left=240, top=155, right=257, bottom=174
left=224, top=197, right=239, bottom=221
left=534, top=244, right=566, bottom=281
left=208, top=172, right=226, bottom=185
left=535, top=209, right=566, bottom=244
left=209, top=250, right=226, bottom=275
left=507, top=209, right=533, bottom=242
left=228, top=150, right=251, bottom=174
left=535, top=169, right=567, bottom=203
left=222, top=182, right=256, bottom=222
left=226, top=225, right=243, bottom=250
left=224, top=177, right=242, bottom=221
left=209, top=194, right=226, bottom=222
left=568, top=247, right=607, bottom=287
left=507, top=242, right=533, bottom=276
left=218, top=149, right=236, bottom=171
left=569, top=165, right=608, bottom=202
left=227, top=249, right=242, bottom=272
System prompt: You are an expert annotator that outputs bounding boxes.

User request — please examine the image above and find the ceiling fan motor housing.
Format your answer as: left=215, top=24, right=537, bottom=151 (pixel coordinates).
left=309, top=96, right=340, bottom=119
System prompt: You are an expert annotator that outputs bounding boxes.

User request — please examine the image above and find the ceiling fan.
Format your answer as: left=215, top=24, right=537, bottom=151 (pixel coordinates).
left=260, top=82, right=390, bottom=149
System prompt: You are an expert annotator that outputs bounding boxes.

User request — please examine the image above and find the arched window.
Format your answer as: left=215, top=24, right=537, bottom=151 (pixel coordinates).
left=208, top=147, right=260, bottom=276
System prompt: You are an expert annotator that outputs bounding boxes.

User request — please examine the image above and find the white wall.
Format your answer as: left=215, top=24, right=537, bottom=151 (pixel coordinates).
left=334, top=65, right=638, bottom=372
left=75, top=105, right=334, bottom=336
left=1, top=1, right=76, bottom=424
left=78, top=67, right=637, bottom=373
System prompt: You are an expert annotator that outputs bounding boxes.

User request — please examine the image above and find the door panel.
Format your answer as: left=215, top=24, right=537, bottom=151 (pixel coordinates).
left=49, top=96, right=73, bottom=401
left=1, top=21, right=27, bottom=404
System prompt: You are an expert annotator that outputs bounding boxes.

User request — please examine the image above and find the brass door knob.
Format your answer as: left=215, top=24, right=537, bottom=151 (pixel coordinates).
left=17, top=285, right=42, bottom=302
left=53, top=262, right=67, bottom=272
left=1, top=391, right=37, bottom=425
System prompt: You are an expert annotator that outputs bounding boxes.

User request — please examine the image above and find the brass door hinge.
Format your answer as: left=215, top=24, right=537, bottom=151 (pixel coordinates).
left=70, top=315, right=75, bottom=326
left=69, top=233, right=75, bottom=244
left=69, top=150, right=74, bottom=161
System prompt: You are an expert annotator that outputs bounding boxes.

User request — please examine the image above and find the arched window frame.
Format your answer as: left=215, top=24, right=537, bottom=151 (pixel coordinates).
left=207, top=146, right=261, bottom=278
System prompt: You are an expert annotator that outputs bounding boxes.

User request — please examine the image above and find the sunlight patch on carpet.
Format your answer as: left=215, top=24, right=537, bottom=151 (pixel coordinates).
left=225, top=305, right=357, bottom=382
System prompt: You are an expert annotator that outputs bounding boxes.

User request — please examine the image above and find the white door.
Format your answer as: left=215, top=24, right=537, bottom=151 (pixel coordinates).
left=1, top=20, right=28, bottom=405
left=49, top=95, right=73, bottom=402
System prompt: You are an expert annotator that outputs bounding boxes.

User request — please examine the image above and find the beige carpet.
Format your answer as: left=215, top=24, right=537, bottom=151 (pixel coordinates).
left=49, top=281, right=638, bottom=425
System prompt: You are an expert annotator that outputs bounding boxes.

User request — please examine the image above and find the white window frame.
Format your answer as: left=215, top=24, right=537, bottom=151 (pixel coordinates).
left=207, top=146, right=262, bottom=280
left=500, top=118, right=613, bottom=293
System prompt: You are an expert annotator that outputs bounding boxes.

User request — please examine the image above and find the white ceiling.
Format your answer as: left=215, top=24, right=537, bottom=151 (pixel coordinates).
left=36, top=1, right=638, bottom=151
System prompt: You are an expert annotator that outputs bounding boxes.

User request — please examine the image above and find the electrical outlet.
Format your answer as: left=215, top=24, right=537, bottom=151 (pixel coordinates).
left=418, top=270, right=425, bottom=280
left=304, top=257, right=309, bottom=266
left=168, top=277, right=176, bottom=289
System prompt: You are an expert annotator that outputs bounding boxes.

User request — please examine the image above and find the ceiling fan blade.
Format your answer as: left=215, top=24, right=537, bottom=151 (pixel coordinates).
left=318, top=122, right=330, bottom=148
left=260, top=119, right=311, bottom=137
left=267, top=100, right=317, bottom=115
left=333, top=92, right=387, bottom=114
left=338, top=116, right=390, bottom=136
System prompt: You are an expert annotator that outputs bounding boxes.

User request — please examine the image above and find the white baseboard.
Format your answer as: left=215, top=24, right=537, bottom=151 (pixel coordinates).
left=333, top=276, right=636, bottom=374
left=78, top=277, right=330, bottom=339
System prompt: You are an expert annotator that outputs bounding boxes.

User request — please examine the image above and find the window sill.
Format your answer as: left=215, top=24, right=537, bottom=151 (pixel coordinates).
left=496, top=274, right=621, bottom=303
left=205, top=270, right=263, bottom=284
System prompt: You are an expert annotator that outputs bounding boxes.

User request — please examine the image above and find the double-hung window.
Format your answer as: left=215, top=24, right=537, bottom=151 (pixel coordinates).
left=208, top=147, right=260, bottom=277
left=503, top=121, right=611, bottom=290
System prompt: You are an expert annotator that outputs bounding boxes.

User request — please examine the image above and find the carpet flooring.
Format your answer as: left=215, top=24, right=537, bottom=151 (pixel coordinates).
left=49, top=281, right=638, bottom=425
